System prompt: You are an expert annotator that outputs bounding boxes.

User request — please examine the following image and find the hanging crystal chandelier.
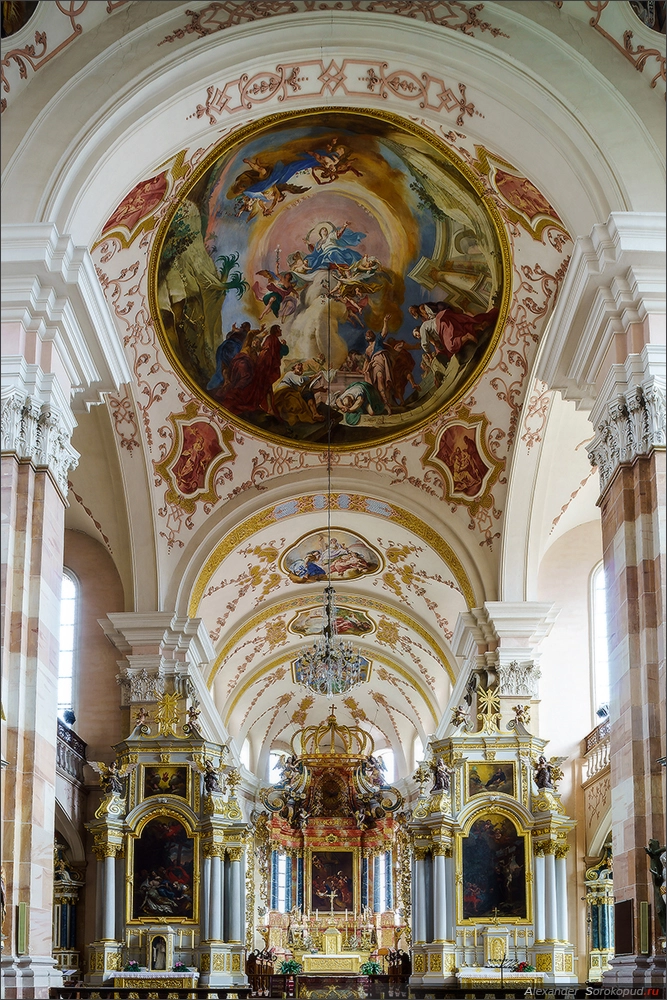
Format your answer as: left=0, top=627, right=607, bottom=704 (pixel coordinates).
left=293, top=271, right=367, bottom=700
left=294, top=585, right=367, bottom=699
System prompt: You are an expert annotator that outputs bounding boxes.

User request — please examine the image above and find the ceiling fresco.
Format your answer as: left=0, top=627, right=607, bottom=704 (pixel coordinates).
left=151, top=109, right=510, bottom=449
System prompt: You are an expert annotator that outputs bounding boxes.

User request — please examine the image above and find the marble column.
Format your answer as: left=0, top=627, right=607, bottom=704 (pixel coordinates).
left=209, top=852, right=223, bottom=942
left=413, top=854, right=427, bottom=944
left=432, top=848, right=447, bottom=941
left=534, top=850, right=546, bottom=942
left=296, top=855, right=304, bottom=910
left=372, top=855, right=381, bottom=913
left=444, top=853, right=455, bottom=941
left=228, top=847, right=243, bottom=942
left=544, top=848, right=558, bottom=942
left=102, top=854, right=116, bottom=941
left=555, top=848, right=569, bottom=942
left=384, top=850, right=393, bottom=911
left=361, top=855, right=369, bottom=910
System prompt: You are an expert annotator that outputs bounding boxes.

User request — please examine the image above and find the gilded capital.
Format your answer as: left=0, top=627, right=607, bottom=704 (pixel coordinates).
left=555, top=844, right=570, bottom=859
left=228, top=846, right=244, bottom=862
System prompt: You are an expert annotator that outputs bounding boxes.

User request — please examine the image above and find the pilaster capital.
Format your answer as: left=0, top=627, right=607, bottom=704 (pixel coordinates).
left=431, top=842, right=452, bottom=857
left=554, top=844, right=570, bottom=859
left=1, top=365, right=79, bottom=497
left=227, top=846, right=244, bottom=863
left=587, top=345, right=666, bottom=492
left=413, top=846, right=429, bottom=861
left=203, top=843, right=226, bottom=859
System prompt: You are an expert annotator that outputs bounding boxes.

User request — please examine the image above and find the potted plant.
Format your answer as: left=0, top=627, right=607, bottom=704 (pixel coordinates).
left=278, top=958, right=302, bottom=998
left=123, top=961, right=141, bottom=973
left=173, top=961, right=190, bottom=973
left=360, top=960, right=382, bottom=976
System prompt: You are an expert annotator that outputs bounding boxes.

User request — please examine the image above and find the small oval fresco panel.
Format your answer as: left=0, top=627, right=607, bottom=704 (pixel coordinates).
left=281, top=528, right=382, bottom=583
left=151, top=109, right=509, bottom=450
left=290, top=605, right=374, bottom=637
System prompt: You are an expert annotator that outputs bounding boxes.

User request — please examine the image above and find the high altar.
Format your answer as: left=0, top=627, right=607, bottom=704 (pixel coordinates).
left=255, top=710, right=409, bottom=974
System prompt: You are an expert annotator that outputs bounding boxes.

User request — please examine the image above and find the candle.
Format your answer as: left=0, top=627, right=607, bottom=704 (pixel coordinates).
left=513, top=927, right=517, bottom=947
left=473, top=926, right=477, bottom=947
left=345, top=909, right=348, bottom=922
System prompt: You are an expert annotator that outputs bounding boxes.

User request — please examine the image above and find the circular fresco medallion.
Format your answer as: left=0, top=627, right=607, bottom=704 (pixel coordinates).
left=151, top=109, right=510, bottom=449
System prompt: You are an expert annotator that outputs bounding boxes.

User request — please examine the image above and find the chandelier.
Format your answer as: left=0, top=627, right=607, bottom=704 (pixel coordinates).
left=293, top=272, right=366, bottom=700
left=294, top=585, right=366, bottom=699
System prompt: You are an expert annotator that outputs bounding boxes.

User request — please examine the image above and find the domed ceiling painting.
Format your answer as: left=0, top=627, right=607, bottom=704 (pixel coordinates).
left=152, top=109, right=510, bottom=449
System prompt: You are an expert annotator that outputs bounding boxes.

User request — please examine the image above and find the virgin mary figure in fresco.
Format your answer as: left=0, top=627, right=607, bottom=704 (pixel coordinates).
left=303, top=221, right=366, bottom=271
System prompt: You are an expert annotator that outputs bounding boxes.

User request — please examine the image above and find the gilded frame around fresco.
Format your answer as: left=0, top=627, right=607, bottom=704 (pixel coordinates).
left=305, top=846, right=360, bottom=916
left=456, top=806, right=533, bottom=925
left=126, top=808, right=200, bottom=925
left=147, top=106, right=513, bottom=453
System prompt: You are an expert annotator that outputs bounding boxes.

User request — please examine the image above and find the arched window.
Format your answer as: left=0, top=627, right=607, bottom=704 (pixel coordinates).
left=240, top=739, right=251, bottom=771
left=413, top=736, right=424, bottom=770
left=58, top=571, right=78, bottom=720
left=376, top=748, right=395, bottom=783
left=591, top=562, right=610, bottom=718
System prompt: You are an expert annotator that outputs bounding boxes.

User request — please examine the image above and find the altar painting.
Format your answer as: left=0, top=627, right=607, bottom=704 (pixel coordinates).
left=152, top=109, right=508, bottom=449
left=467, top=762, right=515, bottom=799
left=462, top=814, right=526, bottom=920
left=132, top=816, right=195, bottom=921
left=310, top=850, right=354, bottom=913
left=144, top=765, right=188, bottom=798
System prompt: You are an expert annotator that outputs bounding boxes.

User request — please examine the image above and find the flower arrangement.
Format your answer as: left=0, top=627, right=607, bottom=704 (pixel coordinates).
left=514, top=961, right=535, bottom=972
left=123, top=961, right=141, bottom=972
left=360, top=961, right=382, bottom=976
left=278, top=959, right=303, bottom=975
left=173, top=961, right=190, bottom=972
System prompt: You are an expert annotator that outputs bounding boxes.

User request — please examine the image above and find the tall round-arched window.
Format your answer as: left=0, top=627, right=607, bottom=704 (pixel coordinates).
left=58, top=571, right=78, bottom=720
left=591, top=562, right=610, bottom=718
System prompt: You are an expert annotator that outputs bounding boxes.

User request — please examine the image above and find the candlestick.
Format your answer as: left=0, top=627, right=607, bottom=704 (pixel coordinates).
left=473, top=926, right=477, bottom=947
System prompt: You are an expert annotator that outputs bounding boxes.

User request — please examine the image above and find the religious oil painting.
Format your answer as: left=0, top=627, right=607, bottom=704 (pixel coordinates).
left=152, top=109, right=508, bottom=449
left=144, top=765, right=188, bottom=799
left=132, top=816, right=194, bottom=921
left=467, top=762, right=515, bottom=799
left=310, top=850, right=355, bottom=914
left=290, top=605, right=374, bottom=637
left=281, top=528, right=382, bottom=583
left=462, top=814, right=526, bottom=920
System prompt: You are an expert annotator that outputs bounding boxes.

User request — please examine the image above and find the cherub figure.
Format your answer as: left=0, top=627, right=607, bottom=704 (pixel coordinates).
left=451, top=704, right=469, bottom=728
left=186, top=703, right=202, bottom=730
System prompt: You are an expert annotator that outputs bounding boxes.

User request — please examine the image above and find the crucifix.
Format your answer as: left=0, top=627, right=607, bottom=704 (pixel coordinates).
left=325, top=887, right=338, bottom=914
left=491, top=906, right=500, bottom=925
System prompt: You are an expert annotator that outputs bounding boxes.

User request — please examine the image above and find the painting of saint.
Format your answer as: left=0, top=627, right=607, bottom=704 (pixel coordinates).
left=467, top=762, right=514, bottom=799
left=170, top=422, right=223, bottom=496
left=144, top=766, right=188, bottom=799
left=462, top=814, right=526, bottom=920
left=290, top=605, right=374, bottom=637
left=435, top=424, right=489, bottom=498
left=282, top=529, right=382, bottom=583
left=151, top=110, right=508, bottom=448
left=310, top=851, right=354, bottom=913
left=132, top=816, right=194, bottom=920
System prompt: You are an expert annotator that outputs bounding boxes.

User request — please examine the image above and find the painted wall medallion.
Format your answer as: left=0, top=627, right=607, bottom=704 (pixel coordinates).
left=153, top=401, right=236, bottom=514
left=131, top=816, right=194, bottom=921
left=467, top=762, right=515, bottom=799
left=290, top=605, right=374, bottom=637
left=281, top=528, right=382, bottom=582
left=462, top=813, right=526, bottom=920
left=151, top=108, right=510, bottom=449
left=422, top=407, right=504, bottom=505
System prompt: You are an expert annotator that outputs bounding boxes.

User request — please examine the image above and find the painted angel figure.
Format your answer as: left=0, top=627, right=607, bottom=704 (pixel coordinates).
left=303, top=221, right=366, bottom=271
left=254, top=268, right=302, bottom=320
left=90, top=759, right=134, bottom=796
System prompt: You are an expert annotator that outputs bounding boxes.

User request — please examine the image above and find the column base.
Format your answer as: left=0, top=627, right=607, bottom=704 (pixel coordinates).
left=85, top=941, right=123, bottom=983
left=531, top=942, right=577, bottom=982
left=1, top=955, right=63, bottom=998
left=603, top=953, right=666, bottom=985
left=198, top=944, right=247, bottom=986
left=409, top=945, right=457, bottom=984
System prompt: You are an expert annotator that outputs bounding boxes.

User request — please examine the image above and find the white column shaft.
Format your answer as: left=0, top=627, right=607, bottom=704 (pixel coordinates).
left=544, top=852, right=558, bottom=940
left=201, top=855, right=211, bottom=941
left=534, top=854, right=545, bottom=942
left=555, top=855, right=569, bottom=942
left=433, top=853, right=447, bottom=941
left=414, top=859, right=426, bottom=944
left=229, top=858, right=243, bottom=942
left=444, top=854, right=455, bottom=941
left=209, top=854, right=222, bottom=942
left=103, top=854, right=116, bottom=941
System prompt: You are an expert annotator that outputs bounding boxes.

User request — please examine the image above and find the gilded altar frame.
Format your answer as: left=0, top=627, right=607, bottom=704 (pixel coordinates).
left=464, top=760, right=516, bottom=802
left=305, top=846, right=360, bottom=915
left=456, top=805, right=533, bottom=925
left=125, top=807, right=200, bottom=925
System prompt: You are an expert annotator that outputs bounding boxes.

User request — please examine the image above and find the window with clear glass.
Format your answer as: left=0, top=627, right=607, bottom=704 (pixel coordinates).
left=240, top=739, right=251, bottom=771
left=376, top=748, right=395, bottom=783
left=276, top=853, right=287, bottom=912
left=591, top=562, right=610, bottom=717
left=268, top=751, right=283, bottom=784
left=58, top=572, right=78, bottom=719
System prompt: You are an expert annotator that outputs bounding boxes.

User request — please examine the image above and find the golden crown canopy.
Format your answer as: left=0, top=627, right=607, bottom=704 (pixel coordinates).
left=292, top=707, right=374, bottom=759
